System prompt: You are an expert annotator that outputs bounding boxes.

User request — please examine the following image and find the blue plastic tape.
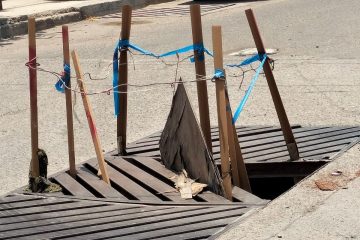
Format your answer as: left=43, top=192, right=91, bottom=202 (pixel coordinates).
left=232, top=54, right=267, bottom=124
left=113, top=41, right=121, bottom=116
left=112, top=40, right=214, bottom=115
left=226, top=54, right=265, bottom=68
left=159, top=43, right=213, bottom=62
left=214, top=68, right=225, bottom=79
left=55, top=64, right=71, bottom=93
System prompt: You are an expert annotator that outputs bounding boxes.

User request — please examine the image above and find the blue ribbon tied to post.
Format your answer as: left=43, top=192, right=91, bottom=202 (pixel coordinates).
left=112, top=40, right=213, bottom=116
left=229, top=53, right=268, bottom=124
left=113, top=39, right=160, bottom=116
left=158, top=43, right=213, bottom=62
left=55, top=64, right=71, bottom=93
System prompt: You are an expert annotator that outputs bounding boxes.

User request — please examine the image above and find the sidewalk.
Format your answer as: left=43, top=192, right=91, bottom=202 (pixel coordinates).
left=0, top=0, right=172, bottom=39
left=215, top=144, right=360, bottom=240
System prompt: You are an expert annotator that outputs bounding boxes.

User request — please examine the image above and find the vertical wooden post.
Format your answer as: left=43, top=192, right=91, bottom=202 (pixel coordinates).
left=212, top=25, right=232, bottom=200
left=28, top=17, right=39, bottom=178
left=71, top=50, right=110, bottom=184
left=117, top=5, right=132, bottom=155
left=225, top=91, right=252, bottom=192
left=245, top=9, right=299, bottom=161
left=62, top=25, right=76, bottom=177
left=190, top=4, right=212, bottom=153
left=0, top=1, right=3, bottom=11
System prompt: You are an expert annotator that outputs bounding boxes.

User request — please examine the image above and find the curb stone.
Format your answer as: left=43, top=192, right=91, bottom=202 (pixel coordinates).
left=0, top=0, right=173, bottom=40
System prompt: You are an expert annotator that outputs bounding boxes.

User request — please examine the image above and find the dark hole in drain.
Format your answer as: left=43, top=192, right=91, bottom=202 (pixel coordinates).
left=249, top=177, right=298, bottom=200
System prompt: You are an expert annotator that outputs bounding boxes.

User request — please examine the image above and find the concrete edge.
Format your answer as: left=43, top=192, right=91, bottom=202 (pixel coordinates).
left=0, top=0, right=174, bottom=40
left=208, top=207, right=265, bottom=240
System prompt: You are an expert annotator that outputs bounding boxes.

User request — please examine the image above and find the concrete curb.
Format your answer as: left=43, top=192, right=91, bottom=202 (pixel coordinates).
left=0, top=0, right=173, bottom=40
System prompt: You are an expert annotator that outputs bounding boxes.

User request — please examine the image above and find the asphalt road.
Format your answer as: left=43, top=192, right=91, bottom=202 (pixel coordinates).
left=0, top=0, right=359, bottom=195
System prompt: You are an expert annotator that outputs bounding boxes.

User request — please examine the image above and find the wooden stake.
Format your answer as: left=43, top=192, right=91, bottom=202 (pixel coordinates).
left=190, top=4, right=212, bottom=153
left=117, top=5, right=132, bottom=155
left=62, top=25, right=76, bottom=177
left=225, top=91, right=252, bottom=192
left=245, top=9, right=299, bottom=161
left=28, top=17, right=39, bottom=178
left=212, top=25, right=232, bottom=200
left=71, top=50, right=110, bottom=184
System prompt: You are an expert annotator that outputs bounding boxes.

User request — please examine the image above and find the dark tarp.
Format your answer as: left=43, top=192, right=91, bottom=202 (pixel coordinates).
left=159, top=83, right=225, bottom=196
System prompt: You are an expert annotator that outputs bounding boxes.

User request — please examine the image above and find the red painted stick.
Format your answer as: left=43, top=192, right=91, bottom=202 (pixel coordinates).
left=71, top=50, right=110, bottom=184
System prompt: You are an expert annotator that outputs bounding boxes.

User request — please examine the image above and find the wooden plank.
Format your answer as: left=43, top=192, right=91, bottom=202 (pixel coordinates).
left=0, top=199, right=104, bottom=218
left=241, top=134, right=356, bottom=160
left=154, top=228, right=218, bottom=240
left=126, top=126, right=325, bottom=155
left=246, top=8, right=299, bottom=160
left=300, top=144, right=349, bottom=158
left=12, top=206, right=216, bottom=240
left=237, top=128, right=359, bottom=156
left=72, top=50, right=110, bottom=184
left=238, top=130, right=359, bottom=159
left=130, top=127, right=358, bottom=162
left=212, top=25, right=232, bottom=200
left=101, top=215, right=240, bottom=240
left=128, top=126, right=292, bottom=148
left=244, top=138, right=354, bottom=163
left=225, top=89, right=251, bottom=192
left=28, top=17, right=39, bottom=178
left=129, top=125, right=285, bottom=146
left=107, top=157, right=191, bottom=202
left=190, top=4, right=212, bottom=152
left=53, top=172, right=94, bottom=197
left=212, top=125, right=301, bottom=135
left=245, top=144, right=347, bottom=164
left=211, top=127, right=359, bottom=156
left=62, top=25, right=76, bottom=177
left=1, top=202, right=126, bottom=225
left=0, top=205, right=169, bottom=233
left=0, top=197, right=71, bottom=211
left=137, top=125, right=299, bottom=140
left=2, top=206, right=171, bottom=239
left=87, top=159, right=160, bottom=202
left=212, top=126, right=335, bottom=149
left=0, top=195, right=45, bottom=204
left=126, top=156, right=231, bottom=203
left=117, top=5, right=132, bottom=155
left=76, top=167, right=127, bottom=199
left=197, top=191, right=230, bottom=202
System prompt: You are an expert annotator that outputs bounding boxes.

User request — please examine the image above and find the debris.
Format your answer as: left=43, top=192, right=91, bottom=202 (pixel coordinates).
left=314, top=180, right=338, bottom=191
left=173, top=170, right=207, bottom=199
left=331, top=170, right=343, bottom=176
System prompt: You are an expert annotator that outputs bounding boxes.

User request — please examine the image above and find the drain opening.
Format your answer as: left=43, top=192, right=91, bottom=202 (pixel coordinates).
left=249, top=177, right=299, bottom=200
